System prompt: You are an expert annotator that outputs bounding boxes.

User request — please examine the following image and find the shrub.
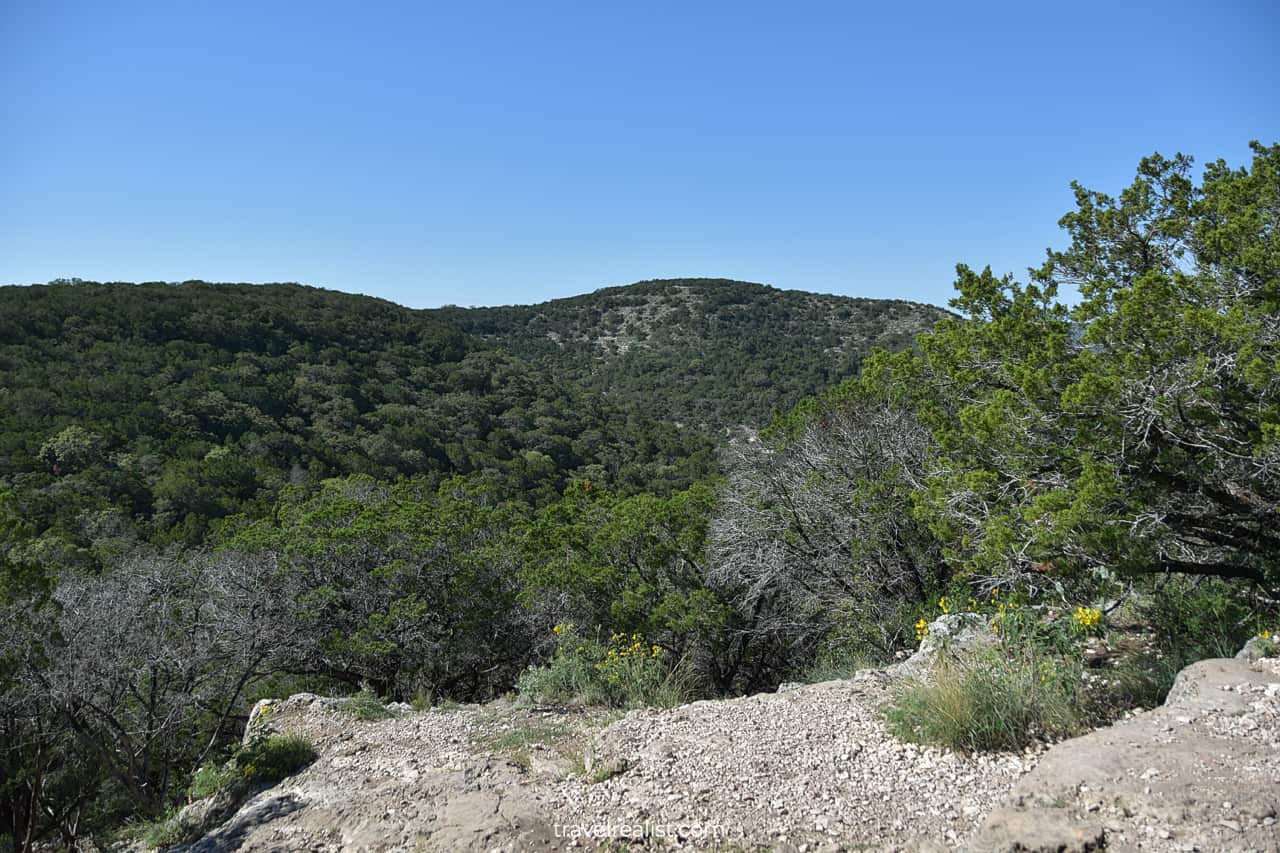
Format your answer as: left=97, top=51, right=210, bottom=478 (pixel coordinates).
left=1066, top=578, right=1266, bottom=712
left=1142, top=578, right=1256, bottom=665
left=801, top=642, right=873, bottom=683
left=340, top=686, right=394, bottom=721
left=188, top=762, right=236, bottom=800
left=138, top=809, right=188, bottom=850
left=234, top=734, right=317, bottom=786
left=516, top=623, right=688, bottom=708
left=884, top=648, right=1086, bottom=753
left=1257, top=628, right=1279, bottom=657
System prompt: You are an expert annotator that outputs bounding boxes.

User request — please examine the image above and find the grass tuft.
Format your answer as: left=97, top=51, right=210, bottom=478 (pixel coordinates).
left=884, top=649, right=1085, bottom=753
left=234, top=734, right=317, bottom=785
left=340, top=686, right=395, bottom=721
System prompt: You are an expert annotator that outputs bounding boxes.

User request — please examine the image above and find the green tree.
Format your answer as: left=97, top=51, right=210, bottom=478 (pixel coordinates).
left=37, top=426, right=104, bottom=474
left=869, top=142, right=1279, bottom=591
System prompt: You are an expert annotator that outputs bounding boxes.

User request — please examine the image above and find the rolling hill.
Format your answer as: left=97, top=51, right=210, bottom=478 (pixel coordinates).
left=433, top=278, right=950, bottom=429
left=0, top=277, right=945, bottom=556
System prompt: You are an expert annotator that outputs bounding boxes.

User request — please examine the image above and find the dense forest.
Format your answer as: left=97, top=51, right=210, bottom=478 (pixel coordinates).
left=0, top=278, right=939, bottom=563
left=435, top=279, right=949, bottom=429
left=1, top=143, right=1277, bottom=851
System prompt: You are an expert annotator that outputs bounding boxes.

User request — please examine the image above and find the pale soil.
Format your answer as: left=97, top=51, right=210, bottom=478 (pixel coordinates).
left=172, top=654, right=1280, bottom=852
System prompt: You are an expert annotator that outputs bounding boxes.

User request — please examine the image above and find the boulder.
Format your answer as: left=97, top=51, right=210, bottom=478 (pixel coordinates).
left=884, top=612, right=996, bottom=680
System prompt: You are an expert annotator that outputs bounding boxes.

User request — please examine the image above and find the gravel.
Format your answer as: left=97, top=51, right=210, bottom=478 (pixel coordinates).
left=546, top=672, right=1040, bottom=850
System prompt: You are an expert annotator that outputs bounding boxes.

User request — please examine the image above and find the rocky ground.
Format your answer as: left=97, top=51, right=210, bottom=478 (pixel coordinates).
left=169, top=637, right=1280, bottom=852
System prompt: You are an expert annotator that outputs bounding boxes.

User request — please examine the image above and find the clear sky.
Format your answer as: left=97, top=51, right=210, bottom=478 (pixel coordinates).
left=2, top=0, right=1276, bottom=309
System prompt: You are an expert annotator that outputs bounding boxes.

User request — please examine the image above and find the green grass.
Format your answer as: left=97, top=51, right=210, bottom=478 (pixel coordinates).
left=476, top=718, right=582, bottom=773
left=801, top=643, right=873, bottom=683
left=1086, top=577, right=1266, bottom=712
left=235, top=734, right=317, bottom=785
left=481, top=719, right=574, bottom=753
left=124, top=736, right=315, bottom=849
left=136, top=809, right=188, bottom=850
left=884, top=649, right=1086, bottom=753
left=188, top=762, right=237, bottom=800
left=516, top=629, right=691, bottom=709
left=339, top=687, right=395, bottom=721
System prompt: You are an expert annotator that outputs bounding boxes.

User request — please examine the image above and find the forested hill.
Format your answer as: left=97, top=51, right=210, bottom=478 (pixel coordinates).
left=0, top=280, right=720, bottom=553
left=432, top=278, right=950, bottom=429
left=0, top=277, right=941, bottom=558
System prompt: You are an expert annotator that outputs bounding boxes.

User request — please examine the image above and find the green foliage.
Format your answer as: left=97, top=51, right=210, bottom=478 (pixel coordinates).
left=1140, top=578, right=1258, bottom=673
left=843, top=142, right=1280, bottom=591
left=521, top=481, right=730, bottom=658
left=1105, top=573, right=1264, bottom=706
left=516, top=625, right=688, bottom=709
left=187, top=763, right=236, bottom=801
left=436, top=278, right=947, bottom=430
left=340, top=687, right=395, bottom=721
left=136, top=808, right=189, bottom=850
left=0, top=280, right=717, bottom=560
left=884, top=648, right=1086, bottom=753
left=800, top=644, right=873, bottom=683
left=225, top=474, right=538, bottom=700
left=234, top=734, right=316, bottom=786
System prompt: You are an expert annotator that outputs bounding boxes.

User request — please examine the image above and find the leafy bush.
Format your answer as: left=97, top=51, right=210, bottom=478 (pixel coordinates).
left=516, top=624, right=688, bottom=708
left=1142, top=578, right=1256, bottom=664
left=188, top=763, right=236, bottom=800
left=1081, top=578, right=1266, bottom=709
left=234, top=735, right=316, bottom=786
left=884, top=648, right=1085, bottom=753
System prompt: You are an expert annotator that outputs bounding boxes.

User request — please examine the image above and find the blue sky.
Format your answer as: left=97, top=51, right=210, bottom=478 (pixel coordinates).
left=2, top=0, right=1276, bottom=309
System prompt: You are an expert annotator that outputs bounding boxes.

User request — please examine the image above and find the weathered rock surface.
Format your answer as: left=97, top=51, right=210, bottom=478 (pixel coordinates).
left=884, top=613, right=996, bottom=681
left=177, top=696, right=568, bottom=853
left=176, top=642, right=1280, bottom=852
left=966, top=655, right=1280, bottom=853
left=549, top=671, right=1039, bottom=851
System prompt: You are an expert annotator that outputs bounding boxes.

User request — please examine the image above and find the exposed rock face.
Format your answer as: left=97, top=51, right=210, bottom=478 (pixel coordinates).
left=176, top=697, right=565, bottom=853
left=884, top=613, right=996, bottom=681
left=178, top=640, right=1279, bottom=852
left=967, top=655, right=1280, bottom=853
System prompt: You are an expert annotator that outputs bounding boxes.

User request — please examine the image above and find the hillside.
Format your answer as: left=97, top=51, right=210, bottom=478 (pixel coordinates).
left=433, top=278, right=950, bottom=429
left=0, top=280, right=717, bottom=554
left=0, top=278, right=940, bottom=556
left=3, top=146, right=1276, bottom=852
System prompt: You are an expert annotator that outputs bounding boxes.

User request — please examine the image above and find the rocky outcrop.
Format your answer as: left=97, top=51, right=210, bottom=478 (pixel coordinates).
left=883, top=613, right=996, bottom=681
left=966, top=655, right=1280, bottom=853
left=550, top=672, right=1041, bottom=851
left=175, top=634, right=1279, bottom=852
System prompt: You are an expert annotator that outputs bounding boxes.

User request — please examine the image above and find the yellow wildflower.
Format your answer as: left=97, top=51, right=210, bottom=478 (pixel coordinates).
left=1073, top=606, right=1102, bottom=630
